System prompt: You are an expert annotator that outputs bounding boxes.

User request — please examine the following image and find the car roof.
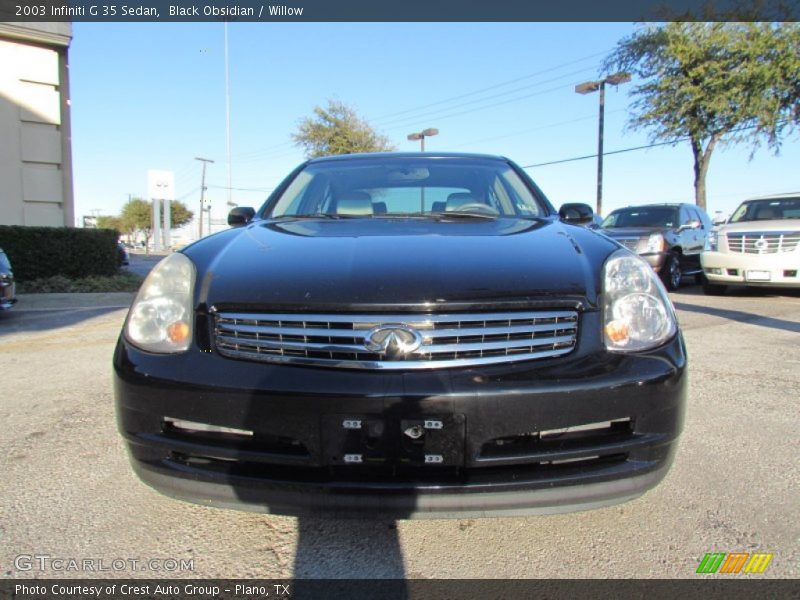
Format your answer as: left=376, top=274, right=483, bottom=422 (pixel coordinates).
left=307, top=151, right=511, bottom=164
left=611, top=203, right=686, bottom=211
left=742, top=192, right=800, bottom=201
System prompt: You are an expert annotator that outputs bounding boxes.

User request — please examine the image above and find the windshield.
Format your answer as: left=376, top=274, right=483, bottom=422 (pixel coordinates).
left=265, top=158, right=548, bottom=219
left=601, top=207, right=679, bottom=229
left=729, top=198, right=800, bottom=222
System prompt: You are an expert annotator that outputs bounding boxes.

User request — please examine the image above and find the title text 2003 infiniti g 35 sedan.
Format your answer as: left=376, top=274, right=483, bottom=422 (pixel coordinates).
left=114, top=153, right=686, bottom=518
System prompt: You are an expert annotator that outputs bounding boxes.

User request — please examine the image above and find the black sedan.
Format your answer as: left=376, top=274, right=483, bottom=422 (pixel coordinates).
left=0, top=248, right=17, bottom=310
left=114, top=153, right=686, bottom=518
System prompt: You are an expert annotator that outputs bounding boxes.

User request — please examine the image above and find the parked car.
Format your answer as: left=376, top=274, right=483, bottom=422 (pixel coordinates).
left=117, top=242, right=130, bottom=266
left=599, top=203, right=713, bottom=290
left=701, top=193, right=800, bottom=295
left=114, top=153, right=686, bottom=518
left=0, top=248, right=17, bottom=310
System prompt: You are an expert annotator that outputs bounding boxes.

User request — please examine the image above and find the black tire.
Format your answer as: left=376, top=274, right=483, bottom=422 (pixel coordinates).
left=702, top=282, right=727, bottom=296
left=659, top=253, right=682, bottom=291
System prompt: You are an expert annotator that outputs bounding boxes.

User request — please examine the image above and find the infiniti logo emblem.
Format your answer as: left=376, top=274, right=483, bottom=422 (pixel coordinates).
left=363, top=324, right=423, bottom=359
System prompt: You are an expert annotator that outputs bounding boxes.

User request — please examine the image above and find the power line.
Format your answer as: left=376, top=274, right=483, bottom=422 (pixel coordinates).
left=522, top=139, right=680, bottom=169
left=378, top=66, right=598, bottom=130
left=369, top=50, right=609, bottom=123
left=450, top=109, right=625, bottom=149
left=521, top=120, right=782, bottom=169
left=207, top=184, right=275, bottom=192
left=231, top=50, right=610, bottom=162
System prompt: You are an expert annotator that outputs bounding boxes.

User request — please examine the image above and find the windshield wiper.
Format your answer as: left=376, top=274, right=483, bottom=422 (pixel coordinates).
left=432, top=210, right=499, bottom=220
left=273, top=213, right=368, bottom=220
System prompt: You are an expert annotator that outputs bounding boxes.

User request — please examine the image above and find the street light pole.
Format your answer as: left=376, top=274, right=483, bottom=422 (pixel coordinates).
left=195, top=157, right=214, bottom=239
left=406, top=128, right=439, bottom=212
left=575, top=72, right=630, bottom=218
left=596, top=80, right=605, bottom=218
left=407, top=127, right=439, bottom=152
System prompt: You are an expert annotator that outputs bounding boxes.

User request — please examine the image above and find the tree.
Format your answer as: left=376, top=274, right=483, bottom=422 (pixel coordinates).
left=292, top=99, right=396, bottom=158
left=96, top=215, right=124, bottom=233
left=169, top=200, right=194, bottom=228
left=120, top=198, right=194, bottom=248
left=603, top=23, right=800, bottom=210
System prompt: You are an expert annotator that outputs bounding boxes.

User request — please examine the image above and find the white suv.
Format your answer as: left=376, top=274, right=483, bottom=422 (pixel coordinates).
left=701, top=193, right=800, bottom=294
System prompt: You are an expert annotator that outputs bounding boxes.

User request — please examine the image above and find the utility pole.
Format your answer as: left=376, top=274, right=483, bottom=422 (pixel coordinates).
left=195, top=157, right=214, bottom=239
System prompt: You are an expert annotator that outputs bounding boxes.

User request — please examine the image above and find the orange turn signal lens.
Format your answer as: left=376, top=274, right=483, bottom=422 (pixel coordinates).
left=605, top=320, right=629, bottom=344
left=166, top=321, right=190, bottom=344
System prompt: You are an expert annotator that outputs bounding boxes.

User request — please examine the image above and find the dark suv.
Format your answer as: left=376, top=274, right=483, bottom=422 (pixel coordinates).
left=600, top=203, right=713, bottom=290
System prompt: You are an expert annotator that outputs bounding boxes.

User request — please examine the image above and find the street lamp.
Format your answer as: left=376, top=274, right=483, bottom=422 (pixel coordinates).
left=407, top=127, right=439, bottom=151
left=575, top=72, right=630, bottom=218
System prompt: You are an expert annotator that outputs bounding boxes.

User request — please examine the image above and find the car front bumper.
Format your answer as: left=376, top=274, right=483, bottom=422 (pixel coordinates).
left=702, top=250, right=800, bottom=287
left=0, top=280, right=16, bottom=310
left=113, top=326, right=687, bottom=518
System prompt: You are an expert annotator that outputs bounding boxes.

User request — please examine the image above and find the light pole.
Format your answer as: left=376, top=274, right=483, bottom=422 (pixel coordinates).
left=407, top=127, right=439, bottom=151
left=575, top=72, right=630, bottom=218
left=406, top=128, right=439, bottom=212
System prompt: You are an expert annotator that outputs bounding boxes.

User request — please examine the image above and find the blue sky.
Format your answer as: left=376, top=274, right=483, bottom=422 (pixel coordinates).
left=70, top=22, right=800, bottom=232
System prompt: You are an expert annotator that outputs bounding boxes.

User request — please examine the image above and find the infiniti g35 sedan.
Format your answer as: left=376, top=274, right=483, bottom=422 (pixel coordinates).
left=114, top=153, right=686, bottom=518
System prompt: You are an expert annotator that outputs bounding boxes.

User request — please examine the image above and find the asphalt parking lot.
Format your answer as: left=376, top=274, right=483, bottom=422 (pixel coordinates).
left=1, top=283, right=798, bottom=579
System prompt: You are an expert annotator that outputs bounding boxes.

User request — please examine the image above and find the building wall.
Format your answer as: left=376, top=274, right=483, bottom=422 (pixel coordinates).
left=0, top=24, right=73, bottom=227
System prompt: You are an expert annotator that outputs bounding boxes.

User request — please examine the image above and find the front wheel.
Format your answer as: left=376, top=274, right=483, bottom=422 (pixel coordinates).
left=660, top=253, right=682, bottom=291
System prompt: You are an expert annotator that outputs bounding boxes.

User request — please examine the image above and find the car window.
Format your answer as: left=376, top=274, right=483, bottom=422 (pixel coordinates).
left=730, top=197, right=800, bottom=222
left=266, top=158, right=547, bottom=218
left=601, top=207, right=678, bottom=228
left=687, top=207, right=704, bottom=228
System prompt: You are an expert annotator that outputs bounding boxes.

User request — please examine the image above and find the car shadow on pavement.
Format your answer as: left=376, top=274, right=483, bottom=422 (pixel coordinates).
left=0, top=306, right=127, bottom=337
left=292, top=517, right=407, bottom=580
left=672, top=301, right=800, bottom=334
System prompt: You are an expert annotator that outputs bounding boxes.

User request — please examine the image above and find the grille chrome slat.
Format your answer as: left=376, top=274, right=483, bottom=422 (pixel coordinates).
left=216, top=310, right=577, bottom=324
left=726, top=231, right=800, bottom=254
left=214, top=309, right=579, bottom=370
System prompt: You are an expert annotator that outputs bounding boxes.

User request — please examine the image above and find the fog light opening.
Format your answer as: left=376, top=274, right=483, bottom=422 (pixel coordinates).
left=164, top=418, right=254, bottom=437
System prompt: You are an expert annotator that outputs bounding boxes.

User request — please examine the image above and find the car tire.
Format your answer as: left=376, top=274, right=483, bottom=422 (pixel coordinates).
left=659, top=253, right=682, bottom=291
left=702, top=282, right=727, bottom=296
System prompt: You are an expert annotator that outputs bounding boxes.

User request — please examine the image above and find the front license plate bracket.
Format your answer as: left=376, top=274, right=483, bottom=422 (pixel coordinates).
left=322, top=414, right=465, bottom=467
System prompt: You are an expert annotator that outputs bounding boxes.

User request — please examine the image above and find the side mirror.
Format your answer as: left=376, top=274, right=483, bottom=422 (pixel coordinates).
left=559, top=202, right=594, bottom=225
left=712, top=214, right=727, bottom=226
left=228, top=206, right=255, bottom=227
left=678, top=219, right=701, bottom=232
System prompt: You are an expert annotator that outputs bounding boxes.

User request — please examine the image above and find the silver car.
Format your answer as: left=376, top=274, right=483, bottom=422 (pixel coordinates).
left=701, top=193, right=800, bottom=294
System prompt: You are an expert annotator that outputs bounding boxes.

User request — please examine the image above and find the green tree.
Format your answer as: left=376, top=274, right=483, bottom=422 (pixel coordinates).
left=292, top=99, right=396, bottom=158
left=95, top=215, right=124, bottom=233
left=169, top=200, right=194, bottom=228
left=603, top=22, right=800, bottom=210
left=119, top=198, right=194, bottom=248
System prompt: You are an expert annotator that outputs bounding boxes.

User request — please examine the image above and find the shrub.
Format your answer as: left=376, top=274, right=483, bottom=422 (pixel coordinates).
left=17, top=272, right=143, bottom=293
left=0, top=226, right=119, bottom=281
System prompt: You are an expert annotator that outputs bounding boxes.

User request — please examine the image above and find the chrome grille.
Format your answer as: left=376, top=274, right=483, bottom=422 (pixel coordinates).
left=616, top=238, right=640, bottom=252
left=726, top=231, right=800, bottom=254
left=214, top=310, right=579, bottom=370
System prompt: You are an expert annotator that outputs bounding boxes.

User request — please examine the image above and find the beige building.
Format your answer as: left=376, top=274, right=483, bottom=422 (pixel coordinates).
left=0, top=23, right=73, bottom=226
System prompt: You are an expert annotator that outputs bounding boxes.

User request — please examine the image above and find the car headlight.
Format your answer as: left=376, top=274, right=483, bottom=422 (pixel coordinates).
left=602, top=250, right=678, bottom=352
left=125, top=252, right=196, bottom=353
left=707, top=231, right=718, bottom=251
left=646, top=232, right=665, bottom=253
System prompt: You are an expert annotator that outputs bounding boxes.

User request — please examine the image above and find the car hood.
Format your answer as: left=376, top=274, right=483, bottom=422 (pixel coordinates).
left=717, top=219, right=800, bottom=233
left=185, top=218, right=615, bottom=310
